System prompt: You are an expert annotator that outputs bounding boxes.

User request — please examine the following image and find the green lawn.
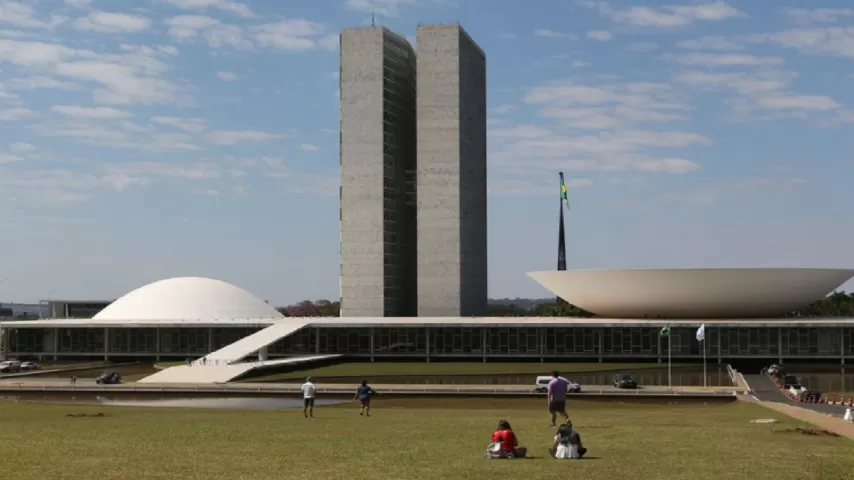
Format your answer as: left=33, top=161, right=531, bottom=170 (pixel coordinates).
left=245, top=361, right=678, bottom=382
left=0, top=398, right=850, bottom=479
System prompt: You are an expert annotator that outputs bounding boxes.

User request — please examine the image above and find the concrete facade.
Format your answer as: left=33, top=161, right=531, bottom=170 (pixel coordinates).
left=339, top=27, right=418, bottom=317
left=416, top=24, right=488, bottom=317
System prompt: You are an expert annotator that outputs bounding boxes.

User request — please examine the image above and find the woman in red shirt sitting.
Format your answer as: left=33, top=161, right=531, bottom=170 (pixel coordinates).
left=490, top=420, right=527, bottom=458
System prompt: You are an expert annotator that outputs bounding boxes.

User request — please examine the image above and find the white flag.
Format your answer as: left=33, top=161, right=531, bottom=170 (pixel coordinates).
left=696, top=324, right=706, bottom=342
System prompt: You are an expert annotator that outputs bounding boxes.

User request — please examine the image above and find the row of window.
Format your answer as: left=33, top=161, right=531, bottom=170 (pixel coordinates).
left=9, top=327, right=854, bottom=357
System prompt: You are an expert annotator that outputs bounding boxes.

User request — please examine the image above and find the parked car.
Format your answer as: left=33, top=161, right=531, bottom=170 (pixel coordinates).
left=613, top=373, right=638, bottom=389
left=764, top=364, right=785, bottom=377
left=19, top=361, right=39, bottom=371
left=799, top=390, right=822, bottom=402
left=534, top=376, right=582, bottom=393
left=0, top=360, right=21, bottom=373
left=95, top=372, right=122, bottom=385
left=781, top=375, right=802, bottom=390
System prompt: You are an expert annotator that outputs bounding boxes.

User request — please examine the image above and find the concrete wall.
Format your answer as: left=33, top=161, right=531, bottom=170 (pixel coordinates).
left=416, top=24, right=488, bottom=317
left=340, top=28, right=417, bottom=317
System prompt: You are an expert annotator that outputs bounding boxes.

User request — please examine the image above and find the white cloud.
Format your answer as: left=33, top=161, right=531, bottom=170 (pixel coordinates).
left=490, top=104, right=515, bottom=114
left=10, top=141, right=35, bottom=153
left=755, top=95, right=839, bottom=111
left=534, top=29, right=577, bottom=39
left=72, top=12, right=151, bottom=33
left=571, top=60, right=590, bottom=67
left=0, top=107, right=35, bottom=120
left=489, top=177, right=593, bottom=198
left=151, top=116, right=208, bottom=133
left=206, top=130, right=283, bottom=145
left=166, top=0, right=256, bottom=19
left=488, top=80, right=705, bottom=176
left=585, top=1, right=742, bottom=28
left=51, top=105, right=131, bottom=119
left=345, top=0, right=416, bottom=17
left=661, top=52, right=784, bottom=67
left=299, top=143, right=320, bottom=151
left=0, top=1, right=67, bottom=29
left=677, top=36, right=743, bottom=50
left=674, top=71, right=791, bottom=95
left=165, top=15, right=253, bottom=49
left=254, top=20, right=337, bottom=51
left=63, top=0, right=91, bottom=7
left=586, top=30, right=615, bottom=41
left=782, top=8, right=854, bottom=24
left=750, top=27, right=854, bottom=58
left=0, top=154, right=23, bottom=164
left=0, top=39, right=183, bottom=105
left=217, top=71, right=238, bottom=81
left=5, top=75, right=79, bottom=90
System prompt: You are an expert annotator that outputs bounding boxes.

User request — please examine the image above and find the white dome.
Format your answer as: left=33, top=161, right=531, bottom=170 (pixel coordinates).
left=528, top=268, right=854, bottom=319
left=93, top=277, right=284, bottom=321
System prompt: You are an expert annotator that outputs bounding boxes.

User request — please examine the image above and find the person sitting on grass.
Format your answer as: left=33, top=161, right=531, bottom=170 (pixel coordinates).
left=550, top=421, right=587, bottom=459
left=485, top=420, right=527, bottom=459
left=354, top=380, right=377, bottom=416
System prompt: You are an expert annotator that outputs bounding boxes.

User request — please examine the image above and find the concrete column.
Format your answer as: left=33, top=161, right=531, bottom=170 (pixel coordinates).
left=0, top=326, right=5, bottom=361
left=258, top=346, right=268, bottom=362
left=369, top=327, right=375, bottom=363
left=155, top=327, right=161, bottom=361
left=717, top=328, right=722, bottom=364
left=778, top=327, right=783, bottom=364
left=841, top=326, right=846, bottom=365
left=598, top=329, right=604, bottom=363
left=424, top=328, right=430, bottom=363
left=207, top=329, right=213, bottom=352
left=482, top=329, right=487, bottom=363
left=53, top=328, right=58, bottom=361
left=657, top=329, right=662, bottom=364
left=539, top=328, right=544, bottom=363
left=315, top=328, right=320, bottom=355
left=103, top=328, right=109, bottom=362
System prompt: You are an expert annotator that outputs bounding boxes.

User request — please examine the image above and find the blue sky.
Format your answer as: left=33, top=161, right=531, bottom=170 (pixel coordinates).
left=3, top=0, right=854, bottom=305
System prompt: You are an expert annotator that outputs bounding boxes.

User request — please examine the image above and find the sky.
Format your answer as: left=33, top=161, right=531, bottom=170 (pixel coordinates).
left=3, top=0, right=854, bottom=305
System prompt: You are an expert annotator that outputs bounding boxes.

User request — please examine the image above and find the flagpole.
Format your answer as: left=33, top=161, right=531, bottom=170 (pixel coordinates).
left=703, top=332, right=707, bottom=388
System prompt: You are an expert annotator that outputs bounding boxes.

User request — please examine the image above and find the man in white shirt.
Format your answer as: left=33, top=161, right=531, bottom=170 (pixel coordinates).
left=301, top=376, right=317, bottom=418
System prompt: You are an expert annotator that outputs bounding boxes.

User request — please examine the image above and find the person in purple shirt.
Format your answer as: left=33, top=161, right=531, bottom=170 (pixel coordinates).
left=547, top=371, right=570, bottom=427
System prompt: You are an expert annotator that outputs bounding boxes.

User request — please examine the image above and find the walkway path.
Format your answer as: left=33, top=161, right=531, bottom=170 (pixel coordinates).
left=744, top=373, right=850, bottom=416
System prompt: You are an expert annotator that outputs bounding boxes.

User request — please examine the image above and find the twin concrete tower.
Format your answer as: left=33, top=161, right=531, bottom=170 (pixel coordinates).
left=339, top=24, right=488, bottom=317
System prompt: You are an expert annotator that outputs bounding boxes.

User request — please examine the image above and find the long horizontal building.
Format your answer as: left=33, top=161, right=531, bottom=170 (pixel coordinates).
left=1, top=271, right=854, bottom=366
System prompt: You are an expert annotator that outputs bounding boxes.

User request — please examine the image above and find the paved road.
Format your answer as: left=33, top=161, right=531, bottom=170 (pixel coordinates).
left=744, top=374, right=850, bottom=417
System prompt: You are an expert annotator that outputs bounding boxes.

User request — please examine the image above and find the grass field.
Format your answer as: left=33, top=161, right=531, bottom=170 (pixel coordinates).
left=0, top=398, right=851, bottom=480
left=244, top=361, right=679, bottom=382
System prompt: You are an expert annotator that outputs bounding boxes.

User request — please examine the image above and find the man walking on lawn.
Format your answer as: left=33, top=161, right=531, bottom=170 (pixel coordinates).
left=547, top=371, right=570, bottom=427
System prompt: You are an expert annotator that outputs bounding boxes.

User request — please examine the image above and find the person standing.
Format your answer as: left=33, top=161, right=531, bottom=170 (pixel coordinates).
left=301, top=376, right=317, bottom=418
left=547, top=371, right=570, bottom=427
left=353, top=380, right=377, bottom=417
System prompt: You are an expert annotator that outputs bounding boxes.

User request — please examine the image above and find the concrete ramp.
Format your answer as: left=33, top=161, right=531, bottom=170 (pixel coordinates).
left=201, top=320, right=310, bottom=364
left=137, top=354, right=342, bottom=384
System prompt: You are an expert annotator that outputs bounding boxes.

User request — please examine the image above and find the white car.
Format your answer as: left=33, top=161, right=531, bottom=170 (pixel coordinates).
left=20, top=361, right=39, bottom=371
left=534, top=376, right=582, bottom=394
left=0, top=360, right=21, bottom=373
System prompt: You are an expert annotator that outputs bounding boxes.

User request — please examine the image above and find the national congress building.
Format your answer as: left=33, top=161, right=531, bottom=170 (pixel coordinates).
left=339, top=24, right=488, bottom=318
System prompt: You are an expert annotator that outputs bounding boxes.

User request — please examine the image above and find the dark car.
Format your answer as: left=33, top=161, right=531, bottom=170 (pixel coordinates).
left=800, top=390, right=822, bottom=402
left=781, top=375, right=801, bottom=390
left=613, top=374, right=638, bottom=389
left=95, top=372, right=122, bottom=385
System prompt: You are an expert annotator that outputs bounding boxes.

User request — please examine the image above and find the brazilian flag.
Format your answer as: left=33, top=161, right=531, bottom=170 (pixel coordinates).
left=559, top=172, right=569, bottom=208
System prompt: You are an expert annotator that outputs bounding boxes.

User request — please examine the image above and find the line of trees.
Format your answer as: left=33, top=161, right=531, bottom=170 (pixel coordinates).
left=277, top=292, right=854, bottom=318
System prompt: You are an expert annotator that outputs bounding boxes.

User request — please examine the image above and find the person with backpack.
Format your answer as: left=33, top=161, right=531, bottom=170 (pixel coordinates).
left=353, top=380, right=377, bottom=416
left=550, top=421, right=587, bottom=459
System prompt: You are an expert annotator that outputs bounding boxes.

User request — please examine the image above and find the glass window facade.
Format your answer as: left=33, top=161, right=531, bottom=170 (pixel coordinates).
left=5, top=325, right=854, bottom=360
